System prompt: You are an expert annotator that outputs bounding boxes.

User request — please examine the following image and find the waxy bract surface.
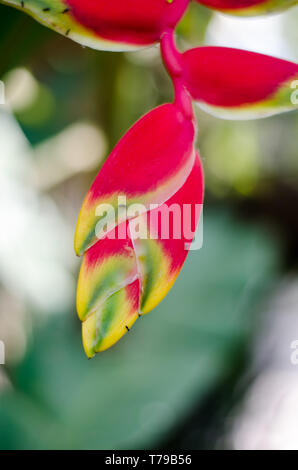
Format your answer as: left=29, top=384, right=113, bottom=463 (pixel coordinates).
left=75, top=101, right=203, bottom=356
left=182, top=47, right=298, bottom=119
left=75, top=103, right=196, bottom=256
left=0, top=0, right=189, bottom=50
left=78, top=154, right=203, bottom=357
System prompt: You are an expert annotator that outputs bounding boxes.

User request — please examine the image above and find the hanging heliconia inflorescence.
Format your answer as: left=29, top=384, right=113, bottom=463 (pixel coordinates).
left=2, top=0, right=298, bottom=356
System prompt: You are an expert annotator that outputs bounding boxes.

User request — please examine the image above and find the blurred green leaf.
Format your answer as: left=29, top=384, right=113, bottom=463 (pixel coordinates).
left=0, top=209, right=279, bottom=450
left=0, top=5, right=52, bottom=77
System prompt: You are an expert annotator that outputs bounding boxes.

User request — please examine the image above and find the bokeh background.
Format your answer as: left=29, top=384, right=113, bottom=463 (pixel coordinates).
left=0, top=2, right=298, bottom=450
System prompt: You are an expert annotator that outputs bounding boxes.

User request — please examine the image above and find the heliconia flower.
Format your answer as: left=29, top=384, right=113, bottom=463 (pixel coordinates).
left=0, top=0, right=189, bottom=51
left=181, top=47, right=298, bottom=119
left=77, top=154, right=204, bottom=357
left=5, top=0, right=297, bottom=358
left=74, top=103, right=196, bottom=256
left=194, top=0, right=298, bottom=16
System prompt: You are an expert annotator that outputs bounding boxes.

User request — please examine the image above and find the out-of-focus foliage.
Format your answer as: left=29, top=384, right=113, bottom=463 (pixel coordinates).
left=0, top=210, right=279, bottom=449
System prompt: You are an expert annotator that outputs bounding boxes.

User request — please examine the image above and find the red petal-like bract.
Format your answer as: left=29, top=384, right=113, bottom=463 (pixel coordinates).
left=0, top=0, right=189, bottom=50
left=66, top=0, right=189, bottom=46
left=75, top=103, right=196, bottom=256
left=182, top=47, right=298, bottom=119
left=75, top=102, right=204, bottom=356
left=194, top=0, right=298, bottom=15
left=78, top=154, right=204, bottom=356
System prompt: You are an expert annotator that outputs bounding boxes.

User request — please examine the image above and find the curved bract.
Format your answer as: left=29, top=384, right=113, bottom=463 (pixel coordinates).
left=82, top=280, right=140, bottom=356
left=0, top=0, right=189, bottom=50
left=77, top=153, right=204, bottom=357
left=182, top=47, right=298, bottom=119
left=194, top=0, right=298, bottom=16
left=77, top=222, right=138, bottom=323
left=74, top=100, right=204, bottom=357
left=66, top=0, right=189, bottom=47
left=131, top=155, right=203, bottom=315
left=74, top=104, right=196, bottom=256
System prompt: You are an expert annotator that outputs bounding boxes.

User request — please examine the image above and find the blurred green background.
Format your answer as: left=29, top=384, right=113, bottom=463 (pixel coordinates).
left=0, top=2, right=298, bottom=450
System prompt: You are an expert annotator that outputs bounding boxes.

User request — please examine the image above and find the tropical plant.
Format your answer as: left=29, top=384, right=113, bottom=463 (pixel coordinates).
left=1, top=0, right=297, bottom=357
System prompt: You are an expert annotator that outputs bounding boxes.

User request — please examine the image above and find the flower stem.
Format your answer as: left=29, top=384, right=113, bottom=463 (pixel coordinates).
left=160, top=29, right=193, bottom=119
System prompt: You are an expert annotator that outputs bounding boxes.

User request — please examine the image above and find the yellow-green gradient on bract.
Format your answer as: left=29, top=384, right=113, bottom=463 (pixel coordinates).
left=76, top=223, right=138, bottom=322
left=82, top=280, right=140, bottom=357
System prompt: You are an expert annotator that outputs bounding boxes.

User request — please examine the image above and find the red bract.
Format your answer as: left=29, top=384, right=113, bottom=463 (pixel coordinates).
left=66, top=0, right=189, bottom=46
left=194, top=0, right=298, bottom=15
left=0, top=0, right=188, bottom=50
left=75, top=103, right=196, bottom=256
left=77, top=153, right=204, bottom=356
left=182, top=47, right=298, bottom=119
